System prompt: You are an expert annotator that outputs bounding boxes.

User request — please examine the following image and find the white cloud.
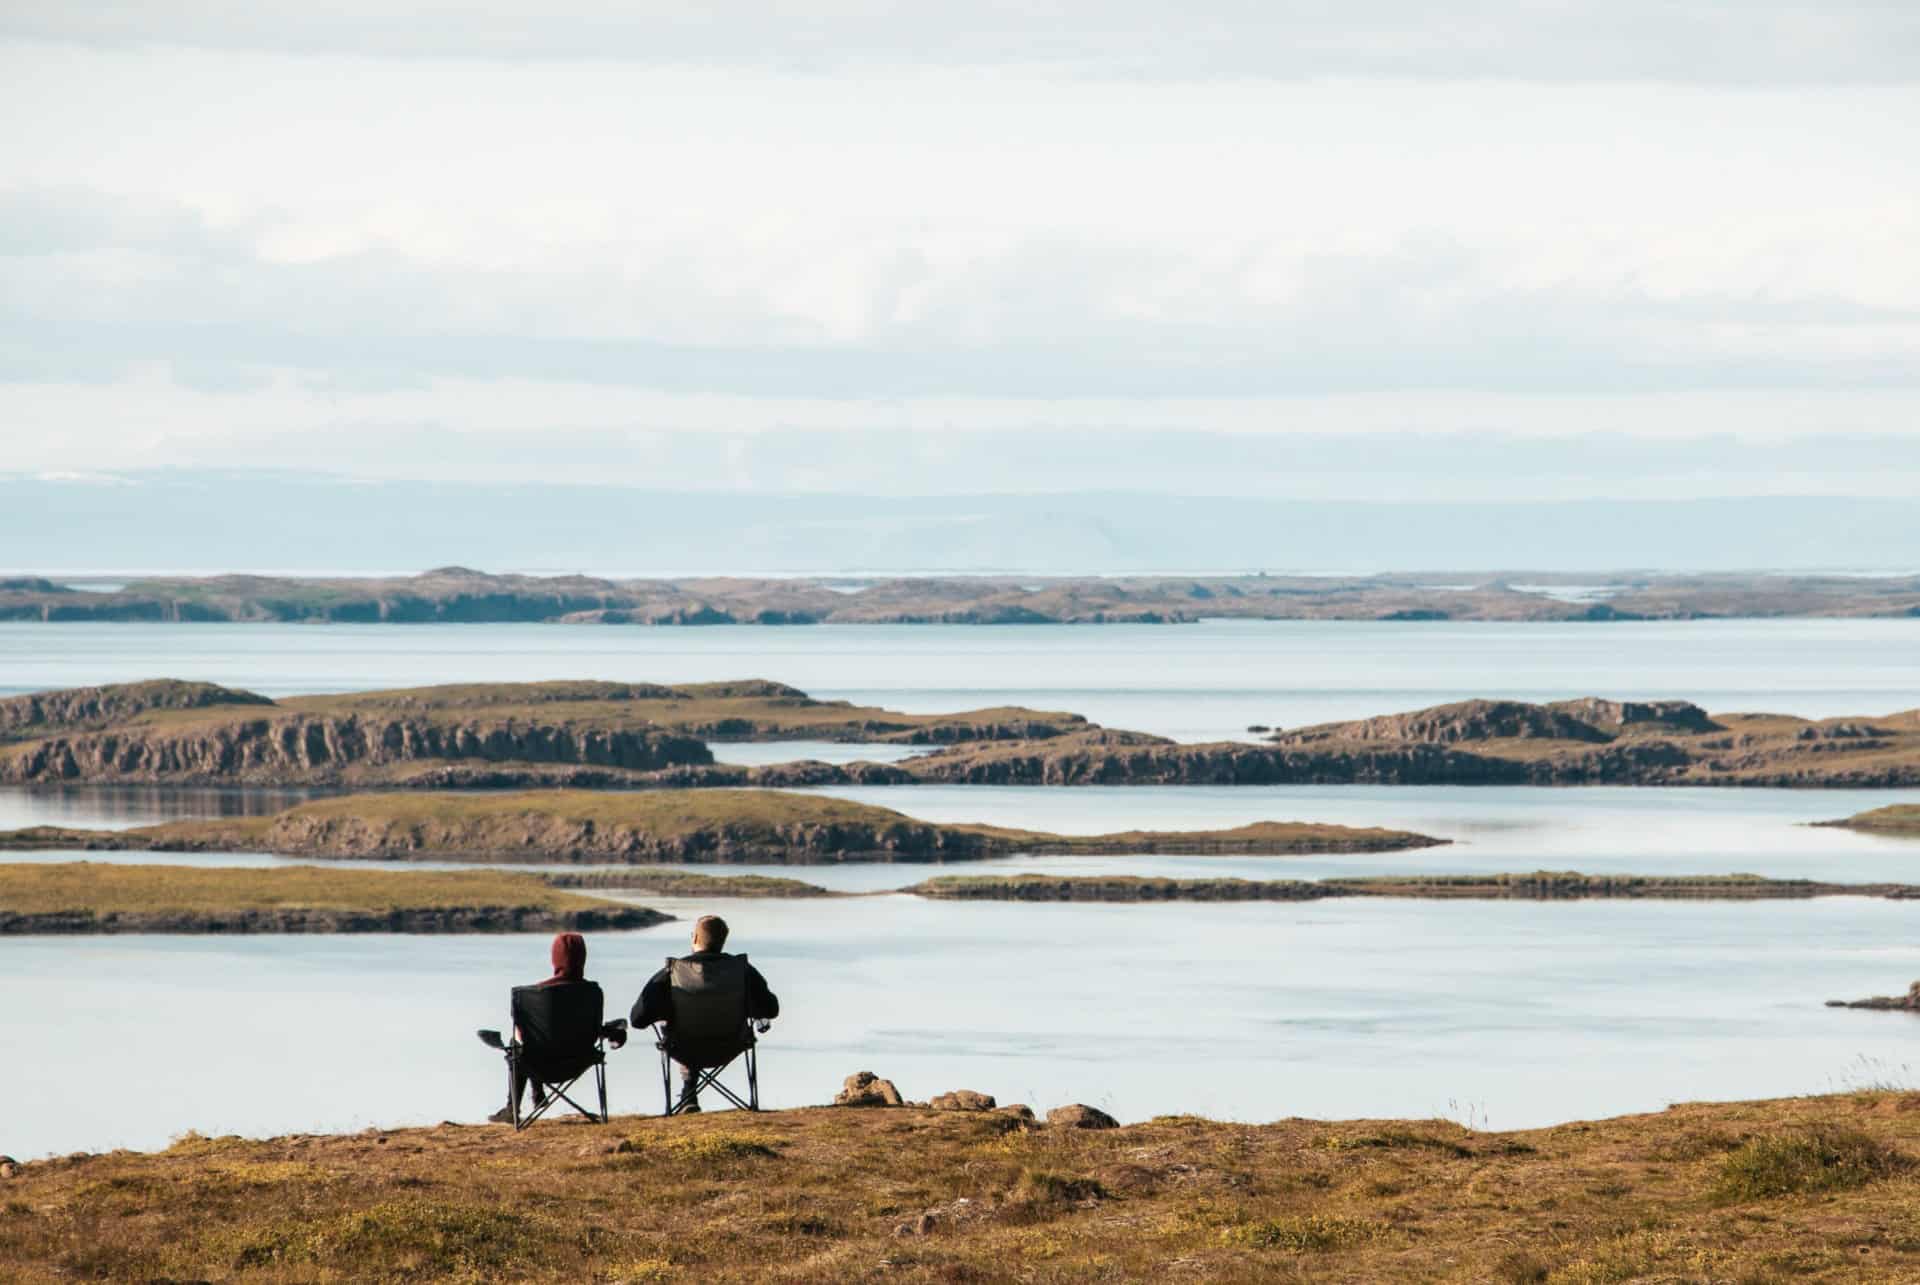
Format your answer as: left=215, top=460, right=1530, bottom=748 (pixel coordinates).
left=0, top=31, right=1916, bottom=491
left=5, top=2, right=1918, bottom=84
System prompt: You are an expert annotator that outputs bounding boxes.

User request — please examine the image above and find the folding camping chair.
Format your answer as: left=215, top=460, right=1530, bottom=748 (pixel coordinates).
left=477, top=982, right=624, bottom=1130
left=654, top=953, right=762, bottom=1115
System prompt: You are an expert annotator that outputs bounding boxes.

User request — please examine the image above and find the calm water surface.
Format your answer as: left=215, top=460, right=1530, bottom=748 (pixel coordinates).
left=4, top=619, right=1920, bottom=1158
left=4, top=617, right=1919, bottom=740
left=8, top=898, right=1920, bottom=1160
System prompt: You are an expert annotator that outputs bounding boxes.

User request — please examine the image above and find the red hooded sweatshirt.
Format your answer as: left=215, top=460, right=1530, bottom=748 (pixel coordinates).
left=539, top=932, right=587, bottom=987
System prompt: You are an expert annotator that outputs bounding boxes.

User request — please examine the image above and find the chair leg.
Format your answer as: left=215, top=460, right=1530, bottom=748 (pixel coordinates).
left=747, top=1046, right=759, bottom=1111
left=597, top=1062, right=609, bottom=1124
left=507, top=1055, right=521, bottom=1130
left=660, top=1047, right=675, bottom=1116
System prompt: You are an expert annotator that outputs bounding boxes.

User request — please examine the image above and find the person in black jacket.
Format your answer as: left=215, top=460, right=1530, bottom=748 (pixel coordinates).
left=631, top=915, right=778, bottom=1112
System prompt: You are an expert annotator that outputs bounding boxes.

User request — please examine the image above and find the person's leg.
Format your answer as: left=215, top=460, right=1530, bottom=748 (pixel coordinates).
left=676, top=1061, right=702, bottom=1112
left=490, top=1062, right=531, bottom=1124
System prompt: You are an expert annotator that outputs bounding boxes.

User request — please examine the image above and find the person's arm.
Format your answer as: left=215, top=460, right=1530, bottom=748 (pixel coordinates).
left=631, top=968, right=672, bottom=1028
left=745, top=964, right=779, bottom=1021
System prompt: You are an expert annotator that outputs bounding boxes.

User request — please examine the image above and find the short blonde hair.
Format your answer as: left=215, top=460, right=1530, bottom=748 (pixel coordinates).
left=692, top=915, right=729, bottom=952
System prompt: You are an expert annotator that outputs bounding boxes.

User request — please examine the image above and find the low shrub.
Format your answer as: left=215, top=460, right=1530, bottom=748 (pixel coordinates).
left=1711, top=1125, right=1905, bottom=1201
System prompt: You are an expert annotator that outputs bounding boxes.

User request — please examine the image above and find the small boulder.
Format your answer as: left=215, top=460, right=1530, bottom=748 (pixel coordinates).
left=835, top=1071, right=904, bottom=1107
left=995, top=1104, right=1036, bottom=1122
left=892, top=1197, right=977, bottom=1237
left=1048, top=1104, right=1119, bottom=1130
left=930, top=1089, right=996, bottom=1112
left=0, top=1156, right=17, bottom=1179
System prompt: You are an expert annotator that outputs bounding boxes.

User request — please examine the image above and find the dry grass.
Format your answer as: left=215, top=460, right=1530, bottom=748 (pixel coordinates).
left=546, top=869, right=837, bottom=897
left=0, top=861, right=619, bottom=917
left=254, top=787, right=922, bottom=835
left=10, top=1094, right=1920, bottom=1281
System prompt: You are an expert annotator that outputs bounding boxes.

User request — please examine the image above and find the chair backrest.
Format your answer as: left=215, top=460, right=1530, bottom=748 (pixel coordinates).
left=511, top=981, right=604, bottom=1057
left=665, top=953, right=751, bottom=1066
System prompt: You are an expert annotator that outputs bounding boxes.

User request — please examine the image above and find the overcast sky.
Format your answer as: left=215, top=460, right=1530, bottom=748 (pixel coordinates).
left=3, top=2, right=1917, bottom=495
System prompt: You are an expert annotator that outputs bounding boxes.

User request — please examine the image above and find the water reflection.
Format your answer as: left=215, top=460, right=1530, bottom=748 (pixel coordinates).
left=0, top=785, right=330, bottom=832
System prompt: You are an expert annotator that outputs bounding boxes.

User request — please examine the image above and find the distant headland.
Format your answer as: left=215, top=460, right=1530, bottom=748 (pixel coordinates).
left=4, top=566, right=1920, bottom=624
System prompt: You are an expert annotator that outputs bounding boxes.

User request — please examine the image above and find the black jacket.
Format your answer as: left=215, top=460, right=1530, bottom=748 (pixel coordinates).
left=631, top=951, right=780, bottom=1030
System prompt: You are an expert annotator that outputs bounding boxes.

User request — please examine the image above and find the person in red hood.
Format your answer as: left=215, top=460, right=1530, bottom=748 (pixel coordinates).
left=542, top=931, right=588, bottom=987
left=487, top=932, right=626, bottom=1123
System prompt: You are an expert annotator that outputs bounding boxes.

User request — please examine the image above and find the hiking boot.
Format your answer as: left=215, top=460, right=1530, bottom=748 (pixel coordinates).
left=678, top=1100, right=702, bottom=1114
left=487, top=1105, right=515, bottom=1124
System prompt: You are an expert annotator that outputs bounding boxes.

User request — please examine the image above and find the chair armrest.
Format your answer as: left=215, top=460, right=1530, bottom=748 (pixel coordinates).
left=476, top=1028, right=506, bottom=1051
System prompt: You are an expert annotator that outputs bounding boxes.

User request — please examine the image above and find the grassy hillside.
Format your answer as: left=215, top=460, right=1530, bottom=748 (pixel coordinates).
left=5, top=1093, right=1920, bottom=1281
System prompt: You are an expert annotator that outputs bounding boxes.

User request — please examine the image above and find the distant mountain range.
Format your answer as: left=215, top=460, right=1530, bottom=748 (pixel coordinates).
left=4, top=472, right=1918, bottom=575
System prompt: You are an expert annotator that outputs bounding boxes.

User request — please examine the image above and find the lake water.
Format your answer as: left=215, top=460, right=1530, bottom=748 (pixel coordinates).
left=5, top=618, right=1920, bottom=1159
left=5, top=617, right=1918, bottom=741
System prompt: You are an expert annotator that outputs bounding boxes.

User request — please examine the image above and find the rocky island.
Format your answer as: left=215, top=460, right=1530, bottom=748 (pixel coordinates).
left=0, top=789, right=1446, bottom=864
left=6, top=565, right=1920, bottom=624
left=6, top=680, right=1918, bottom=790
left=899, top=697, right=1920, bottom=788
left=1827, top=982, right=1920, bottom=1011
left=0, top=863, right=669, bottom=935
left=1818, top=805, right=1920, bottom=837
left=0, top=678, right=1081, bottom=788
left=906, top=871, right=1920, bottom=903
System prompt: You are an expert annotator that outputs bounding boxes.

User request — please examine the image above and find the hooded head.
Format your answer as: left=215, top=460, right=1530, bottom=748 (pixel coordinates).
left=549, top=931, right=587, bottom=982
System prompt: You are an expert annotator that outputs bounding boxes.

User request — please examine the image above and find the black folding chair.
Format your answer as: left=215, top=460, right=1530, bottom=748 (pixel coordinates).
left=477, top=982, right=624, bottom=1130
left=654, top=953, right=762, bottom=1115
